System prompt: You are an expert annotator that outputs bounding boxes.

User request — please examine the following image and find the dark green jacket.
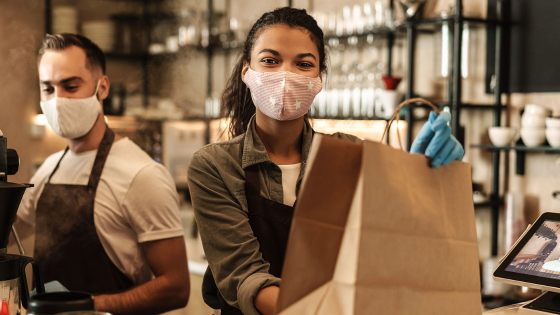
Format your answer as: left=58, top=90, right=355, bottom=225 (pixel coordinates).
left=187, top=115, right=360, bottom=314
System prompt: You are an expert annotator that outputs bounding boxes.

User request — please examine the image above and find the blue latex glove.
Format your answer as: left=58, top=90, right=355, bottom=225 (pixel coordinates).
left=410, top=111, right=464, bottom=168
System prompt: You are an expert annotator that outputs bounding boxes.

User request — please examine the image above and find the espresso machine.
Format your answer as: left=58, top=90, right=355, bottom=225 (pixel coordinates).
left=0, top=131, right=45, bottom=315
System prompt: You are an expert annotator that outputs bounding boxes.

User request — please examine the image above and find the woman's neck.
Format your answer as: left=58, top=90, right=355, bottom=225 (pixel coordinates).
left=254, top=109, right=304, bottom=165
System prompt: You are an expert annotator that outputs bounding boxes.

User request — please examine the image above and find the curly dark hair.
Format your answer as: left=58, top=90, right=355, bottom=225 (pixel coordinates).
left=221, top=7, right=327, bottom=138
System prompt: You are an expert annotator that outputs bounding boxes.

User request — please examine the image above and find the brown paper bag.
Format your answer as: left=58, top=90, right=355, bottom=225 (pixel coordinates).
left=277, top=118, right=481, bottom=314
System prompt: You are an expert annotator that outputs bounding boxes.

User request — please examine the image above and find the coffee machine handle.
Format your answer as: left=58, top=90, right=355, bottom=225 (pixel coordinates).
left=19, top=256, right=45, bottom=309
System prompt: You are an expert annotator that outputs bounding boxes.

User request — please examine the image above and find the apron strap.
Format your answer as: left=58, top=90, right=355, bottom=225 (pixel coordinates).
left=47, top=147, right=70, bottom=183
left=47, top=126, right=115, bottom=190
left=240, top=135, right=261, bottom=197
left=87, top=127, right=115, bottom=191
left=244, top=165, right=261, bottom=196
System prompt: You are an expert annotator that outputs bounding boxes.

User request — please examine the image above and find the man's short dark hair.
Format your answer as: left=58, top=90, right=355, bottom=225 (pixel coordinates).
left=38, top=33, right=106, bottom=75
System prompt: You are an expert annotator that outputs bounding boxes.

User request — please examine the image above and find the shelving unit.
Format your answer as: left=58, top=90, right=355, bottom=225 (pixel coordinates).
left=475, top=199, right=504, bottom=208
left=400, top=0, right=507, bottom=257
left=45, top=0, right=510, bottom=255
left=44, top=0, right=177, bottom=160
left=471, top=144, right=560, bottom=175
left=45, top=0, right=157, bottom=108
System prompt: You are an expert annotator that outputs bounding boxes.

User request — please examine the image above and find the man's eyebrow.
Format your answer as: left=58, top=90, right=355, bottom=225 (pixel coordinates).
left=296, top=53, right=317, bottom=61
left=40, top=76, right=83, bottom=85
left=258, top=49, right=280, bottom=56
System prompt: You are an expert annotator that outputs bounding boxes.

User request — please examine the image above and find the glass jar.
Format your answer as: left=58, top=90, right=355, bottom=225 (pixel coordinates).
left=28, top=292, right=94, bottom=315
left=0, top=278, right=19, bottom=315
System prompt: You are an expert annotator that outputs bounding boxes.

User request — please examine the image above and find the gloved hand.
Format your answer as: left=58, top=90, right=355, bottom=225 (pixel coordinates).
left=410, top=111, right=464, bottom=167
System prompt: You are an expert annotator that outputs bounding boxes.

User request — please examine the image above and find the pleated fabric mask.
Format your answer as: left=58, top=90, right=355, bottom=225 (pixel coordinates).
left=40, top=82, right=102, bottom=139
left=243, top=68, right=322, bottom=121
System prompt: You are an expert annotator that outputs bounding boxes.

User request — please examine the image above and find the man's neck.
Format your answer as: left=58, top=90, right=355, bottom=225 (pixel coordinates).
left=67, top=114, right=108, bottom=154
left=255, top=110, right=304, bottom=165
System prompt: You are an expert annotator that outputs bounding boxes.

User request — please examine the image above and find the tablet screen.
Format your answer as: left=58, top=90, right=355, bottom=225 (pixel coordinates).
left=505, top=220, right=560, bottom=280
left=495, top=213, right=560, bottom=291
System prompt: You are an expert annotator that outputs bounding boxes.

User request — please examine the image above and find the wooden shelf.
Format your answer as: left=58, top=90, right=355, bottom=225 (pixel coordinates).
left=474, top=199, right=504, bottom=209
left=324, top=28, right=396, bottom=41
left=407, top=17, right=503, bottom=26
left=471, top=144, right=560, bottom=175
left=470, top=144, right=560, bottom=153
left=436, top=103, right=507, bottom=110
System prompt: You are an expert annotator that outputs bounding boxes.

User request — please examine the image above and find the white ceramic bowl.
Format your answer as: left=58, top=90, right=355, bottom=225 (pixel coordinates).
left=546, top=128, right=560, bottom=147
left=521, top=127, right=546, bottom=147
left=546, top=117, right=560, bottom=128
left=525, top=103, right=552, bottom=117
left=521, top=114, right=546, bottom=128
left=489, top=127, right=517, bottom=147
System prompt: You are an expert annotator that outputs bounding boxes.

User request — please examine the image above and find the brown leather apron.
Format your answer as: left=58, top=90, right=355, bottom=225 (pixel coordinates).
left=202, top=137, right=295, bottom=315
left=34, top=127, right=134, bottom=294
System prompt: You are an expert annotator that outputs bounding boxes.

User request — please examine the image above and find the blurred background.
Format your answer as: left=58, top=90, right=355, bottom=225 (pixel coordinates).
left=2, top=0, right=560, bottom=312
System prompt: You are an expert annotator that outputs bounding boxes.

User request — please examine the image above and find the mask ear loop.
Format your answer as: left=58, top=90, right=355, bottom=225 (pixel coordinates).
left=93, top=80, right=101, bottom=100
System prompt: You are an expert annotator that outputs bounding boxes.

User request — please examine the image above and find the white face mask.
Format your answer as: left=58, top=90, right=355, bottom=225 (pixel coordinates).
left=40, top=81, right=102, bottom=139
left=243, top=68, right=322, bottom=121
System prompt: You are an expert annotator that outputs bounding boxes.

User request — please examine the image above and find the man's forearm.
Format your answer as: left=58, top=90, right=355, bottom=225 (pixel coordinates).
left=94, top=274, right=189, bottom=315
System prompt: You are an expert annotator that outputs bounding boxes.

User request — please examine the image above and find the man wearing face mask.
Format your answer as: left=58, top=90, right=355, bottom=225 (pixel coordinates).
left=13, top=34, right=190, bottom=315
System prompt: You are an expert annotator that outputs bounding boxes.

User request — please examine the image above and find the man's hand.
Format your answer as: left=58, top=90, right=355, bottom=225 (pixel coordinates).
left=94, top=236, right=190, bottom=315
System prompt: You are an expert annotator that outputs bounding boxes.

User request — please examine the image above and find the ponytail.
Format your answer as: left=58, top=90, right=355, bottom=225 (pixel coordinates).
left=221, top=55, right=255, bottom=138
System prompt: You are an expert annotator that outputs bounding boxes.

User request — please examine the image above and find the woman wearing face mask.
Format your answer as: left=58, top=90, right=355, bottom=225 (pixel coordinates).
left=187, top=7, right=464, bottom=315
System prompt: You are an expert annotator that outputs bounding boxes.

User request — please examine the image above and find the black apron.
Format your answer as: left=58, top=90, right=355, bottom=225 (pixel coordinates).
left=202, top=137, right=296, bottom=315
left=34, top=127, right=134, bottom=294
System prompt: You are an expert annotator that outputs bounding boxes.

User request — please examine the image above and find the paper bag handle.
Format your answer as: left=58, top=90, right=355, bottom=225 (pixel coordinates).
left=380, top=98, right=441, bottom=150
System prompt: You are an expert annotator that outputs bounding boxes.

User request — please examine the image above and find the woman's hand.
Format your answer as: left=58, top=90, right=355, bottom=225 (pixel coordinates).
left=410, top=111, right=464, bottom=167
left=255, top=286, right=280, bottom=315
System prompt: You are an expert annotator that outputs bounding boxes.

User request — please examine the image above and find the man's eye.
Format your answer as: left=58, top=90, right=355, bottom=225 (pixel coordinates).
left=42, top=88, right=53, bottom=93
left=66, top=86, right=78, bottom=91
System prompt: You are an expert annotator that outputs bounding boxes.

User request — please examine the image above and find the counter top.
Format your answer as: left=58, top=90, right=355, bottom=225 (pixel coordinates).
left=181, top=205, right=208, bottom=276
left=483, top=302, right=528, bottom=314
left=188, top=260, right=207, bottom=276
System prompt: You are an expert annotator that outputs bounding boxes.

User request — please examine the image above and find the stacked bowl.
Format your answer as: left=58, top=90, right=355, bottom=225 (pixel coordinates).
left=82, top=21, right=116, bottom=52
left=546, top=117, right=560, bottom=147
left=520, top=104, right=552, bottom=147
left=52, top=6, right=79, bottom=34
left=489, top=126, right=517, bottom=147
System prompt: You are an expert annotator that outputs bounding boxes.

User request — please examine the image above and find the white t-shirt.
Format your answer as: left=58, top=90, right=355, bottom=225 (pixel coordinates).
left=18, top=137, right=184, bottom=285
left=278, top=163, right=301, bottom=207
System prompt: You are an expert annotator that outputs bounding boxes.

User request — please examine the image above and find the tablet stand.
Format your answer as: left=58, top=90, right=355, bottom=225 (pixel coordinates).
left=519, top=291, right=560, bottom=314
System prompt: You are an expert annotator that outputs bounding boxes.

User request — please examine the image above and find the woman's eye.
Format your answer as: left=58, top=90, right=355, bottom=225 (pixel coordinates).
left=42, top=87, right=53, bottom=93
left=262, top=58, right=277, bottom=64
left=299, top=62, right=313, bottom=68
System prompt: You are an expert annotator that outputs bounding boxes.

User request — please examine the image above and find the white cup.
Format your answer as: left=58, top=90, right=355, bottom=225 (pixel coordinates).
left=521, top=114, right=546, bottom=128
left=473, top=191, right=488, bottom=203
left=524, top=103, right=552, bottom=117
left=546, top=128, right=560, bottom=148
left=379, top=90, right=403, bottom=119
left=546, top=117, right=560, bottom=128
left=489, top=127, right=517, bottom=147
left=521, top=127, right=546, bottom=147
